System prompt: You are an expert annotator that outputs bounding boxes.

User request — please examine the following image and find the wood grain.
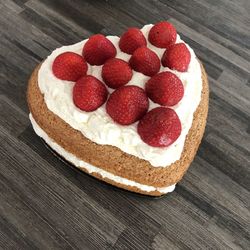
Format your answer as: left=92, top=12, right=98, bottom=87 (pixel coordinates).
left=0, top=0, right=249, bottom=249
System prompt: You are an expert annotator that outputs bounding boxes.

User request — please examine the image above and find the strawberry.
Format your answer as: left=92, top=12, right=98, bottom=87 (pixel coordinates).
left=102, top=58, right=133, bottom=89
left=148, top=21, right=177, bottom=48
left=106, top=85, right=149, bottom=125
left=161, top=43, right=191, bottom=72
left=119, top=28, right=147, bottom=54
left=129, top=47, right=160, bottom=76
left=52, top=52, right=88, bottom=81
left=146, top=71, right=184, bottom=106
left=137, top=107, right=181, bottom=147
left=82, top=34, right=116, bottom=65
left=73, top=75, right=108, bottom=112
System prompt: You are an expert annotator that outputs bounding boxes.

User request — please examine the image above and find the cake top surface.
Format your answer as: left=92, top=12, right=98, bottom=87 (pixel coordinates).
left=38, top=22, right=202, bottom=167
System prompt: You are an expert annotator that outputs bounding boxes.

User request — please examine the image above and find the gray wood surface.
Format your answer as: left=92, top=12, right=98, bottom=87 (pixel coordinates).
left=0, top=0, right=250, bottom=249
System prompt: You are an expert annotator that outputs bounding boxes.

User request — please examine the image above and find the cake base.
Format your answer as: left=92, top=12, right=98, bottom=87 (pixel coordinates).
left=30, top=114, right=175, bottom=196
left=42, top=142, right=171, bottom=198
left=27, top=62, right=209, bottom=196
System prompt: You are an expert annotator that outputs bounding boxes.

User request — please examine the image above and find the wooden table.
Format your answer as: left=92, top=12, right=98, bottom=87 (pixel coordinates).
left=1, top=0, right=249, bottom=249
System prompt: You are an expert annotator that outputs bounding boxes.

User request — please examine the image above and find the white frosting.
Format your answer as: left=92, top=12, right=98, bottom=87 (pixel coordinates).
left=29, top=114, right=175, bottom=194
left=38, top=24, right=202, bottom=167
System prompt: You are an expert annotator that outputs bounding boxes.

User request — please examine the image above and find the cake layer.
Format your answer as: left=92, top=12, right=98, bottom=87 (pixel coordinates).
left=38, top=24, right=203, bottom=167
left=30, top=114, right=176, bottom=196
left=27, top=62, right=208, bottom=189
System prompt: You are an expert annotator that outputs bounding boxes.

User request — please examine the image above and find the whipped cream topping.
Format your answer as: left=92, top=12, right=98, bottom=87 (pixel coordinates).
left=30, top=114, right=175, bottom=194
left=38, top=24, right=202, bottom=167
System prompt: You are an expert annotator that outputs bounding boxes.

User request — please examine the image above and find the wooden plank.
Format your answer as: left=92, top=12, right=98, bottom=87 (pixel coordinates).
left=0, top=96, right=29, bottom=136
left=0, top=126, right=126, bottom=249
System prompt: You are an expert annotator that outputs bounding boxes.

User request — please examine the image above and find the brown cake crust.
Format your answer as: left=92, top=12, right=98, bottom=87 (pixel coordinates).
left=27, top=62, right=209, bottom=196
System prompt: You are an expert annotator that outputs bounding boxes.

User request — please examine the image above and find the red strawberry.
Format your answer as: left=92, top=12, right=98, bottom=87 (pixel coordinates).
left=137, top=107, right=181, bottom=147
left=52, top=52, right=88, bottom=81
left=148, top=21, right=177, bottom=48
left=162, top=43, right=191, bottom=72
left=82, top=34, right=116, bottom=65
left=102, top=58, right=133, bottom=89
left=129, top=47, right=160, bottom=76
left=73, top=75, right=108, bottom=112
left=119, top=28, right=147, bottom=54
left=106, top=85, right=149, bottom=125
left=146, top=71, right=184, bottom=106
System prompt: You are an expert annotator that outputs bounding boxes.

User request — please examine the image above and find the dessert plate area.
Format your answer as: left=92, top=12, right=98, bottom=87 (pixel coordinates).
left=1, top=1, right=249, bottom=250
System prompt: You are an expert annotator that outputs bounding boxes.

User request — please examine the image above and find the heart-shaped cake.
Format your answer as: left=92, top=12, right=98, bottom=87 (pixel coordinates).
left=27, top=21, right=209, bottom=196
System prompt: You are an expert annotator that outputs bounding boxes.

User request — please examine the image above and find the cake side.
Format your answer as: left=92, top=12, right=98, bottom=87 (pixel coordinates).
left=27, top=62, right=209, bottom=189
left=30, top=114, right=175, bottom=196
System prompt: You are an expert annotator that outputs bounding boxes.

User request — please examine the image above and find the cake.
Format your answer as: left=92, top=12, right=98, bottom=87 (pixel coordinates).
left=27, top=21, right=209, bottom=196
